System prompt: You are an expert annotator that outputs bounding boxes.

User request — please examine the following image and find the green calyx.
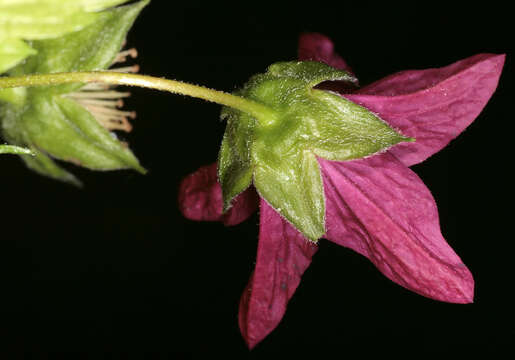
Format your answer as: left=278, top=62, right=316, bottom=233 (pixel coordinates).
left=218, top=61, right=412, bottom=241
left=0, top=0, right=133, bottom=74
left=0, top=0, right=149, bottom=185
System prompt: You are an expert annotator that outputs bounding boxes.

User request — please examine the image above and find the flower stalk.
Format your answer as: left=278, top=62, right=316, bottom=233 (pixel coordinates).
left=0, top=71, right=278, bottom=125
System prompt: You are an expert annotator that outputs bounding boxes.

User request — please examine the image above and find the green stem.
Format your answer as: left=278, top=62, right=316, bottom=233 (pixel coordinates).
left=0, top=71, right=277, bottom=124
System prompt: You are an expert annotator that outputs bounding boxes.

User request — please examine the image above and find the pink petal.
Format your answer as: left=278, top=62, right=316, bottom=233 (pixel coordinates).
left=319, top=153, right=474, bottom=303
left=239, top=199, right=318, bottom=349
left=298, top=32, right=354, bottom=74
left=345, top=53, right=505, bottom=166
left=178, top=163, right=258, bottom=226
left=357, top=54, right=502, bottom=96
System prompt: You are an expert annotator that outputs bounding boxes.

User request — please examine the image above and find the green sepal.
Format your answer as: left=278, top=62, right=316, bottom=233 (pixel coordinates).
left=21, top=148, right=82, bottom=187
left=81, top=0, right=133, bottom=12
left=1, top=94, right=144, bottom=181
left=306, top=89, right=410, bottom=161
left=0, top=1, right=95, bottom=41
left=54, top=96, right=144, bottom=172
left=254, top=148, right=325, bottom=241
left=0, top=0, right=133, bottom=74
left=0, top=0, right=132, bottom=40
left=0, top=87, right=27, bottom=106
left=9, top=0, right=149, bottom=95
left=219, top=61, right=411, bottom=241
left=218, top=106, right=254, bottom=211
left=0, top=144, right=33, bottom=155
left=0, top=38, right=37, bottom=74
left=267, top=61, right=358, bottom=88
left=0, top=0, right=148, bottom=183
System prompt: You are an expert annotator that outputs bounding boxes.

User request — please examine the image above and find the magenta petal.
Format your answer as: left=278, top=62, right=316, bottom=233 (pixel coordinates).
left=345, top=54, right=505, bottom=166
left=239, top=199, right=318, bottom=349
left=178, top=163, right=259, bottom=226
left=357, top=54, right=503, bottom=96
left=298, top=32, right=354, bottom=74
left=319, top=154, right=474, bottom=303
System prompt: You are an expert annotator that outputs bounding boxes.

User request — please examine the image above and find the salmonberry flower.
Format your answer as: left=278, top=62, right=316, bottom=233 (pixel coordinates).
left=179, top=33, right=504, bottom=348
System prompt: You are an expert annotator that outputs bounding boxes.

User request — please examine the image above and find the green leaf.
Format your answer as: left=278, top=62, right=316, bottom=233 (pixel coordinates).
left=0, top=38, right=37, bottom=74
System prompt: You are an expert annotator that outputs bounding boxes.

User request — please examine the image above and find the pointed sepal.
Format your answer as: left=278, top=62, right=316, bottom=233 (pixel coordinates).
left=0, top=39, right=37, bottom=74
left=218, top=106, right=254, bottom=211
left=1, top=94, right=144, bottom=183
left=0, top=144, right=33, bottom=156
left=253, top=142, right=325, bottom=242
left=266, top=60, right=358, bottom=88
left=219, top=61, right=411, bottom=241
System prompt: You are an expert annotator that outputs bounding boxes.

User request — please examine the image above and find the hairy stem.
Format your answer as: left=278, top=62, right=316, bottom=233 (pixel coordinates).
left=0, top=71, right=277, bottom=124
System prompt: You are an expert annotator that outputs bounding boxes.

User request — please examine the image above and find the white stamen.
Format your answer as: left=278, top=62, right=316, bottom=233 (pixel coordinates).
left=109, top=65, right=140, bottom=73
left=67, top=91, right=131, bottom=99
left=77, top=98, right=124, bottom=108
left=94, top=113, right=133, bottom=132
left=65, top=47, right=139, bottom=133
left=83, top=105, right=136, bottom=119
left=113, top=48, right=138, bottom=64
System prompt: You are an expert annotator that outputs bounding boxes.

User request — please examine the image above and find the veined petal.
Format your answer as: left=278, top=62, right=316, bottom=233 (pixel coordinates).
left=319, top=154, right=474, bottom=303
left=357, top=54, right=503, bottom=96
left=298, top=33, right=354, bottom=74
left=345, top=53, right=505, bottom=166
left=178, top=163, right=258, bottom=226
left=239, top=199, right=318, bottom=349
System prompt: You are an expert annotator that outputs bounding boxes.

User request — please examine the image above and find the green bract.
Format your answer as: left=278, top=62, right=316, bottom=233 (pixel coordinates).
left=219, top=61, right=411, bottom=241
left=0, top=0, right=132, bottom=74
left=0, top=0, right=148, bottom=185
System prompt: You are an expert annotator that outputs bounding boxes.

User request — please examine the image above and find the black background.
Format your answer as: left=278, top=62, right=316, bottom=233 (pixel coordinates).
left=1, top=2, right=513, bottom=358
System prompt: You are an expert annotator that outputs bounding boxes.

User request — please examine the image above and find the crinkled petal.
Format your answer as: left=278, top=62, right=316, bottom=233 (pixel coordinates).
left=298, top=32, right=354, bottom=74
left=319, top=154, right=474, bottom=303
left=178, top=163, right=258, bottom=226
left=344, top=53, right=505, bottom=166
left=239, top=199, right=318, bottom=349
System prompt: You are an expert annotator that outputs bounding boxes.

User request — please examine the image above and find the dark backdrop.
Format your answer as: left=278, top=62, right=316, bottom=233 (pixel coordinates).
left=1, top=2, right=512, bottom=358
